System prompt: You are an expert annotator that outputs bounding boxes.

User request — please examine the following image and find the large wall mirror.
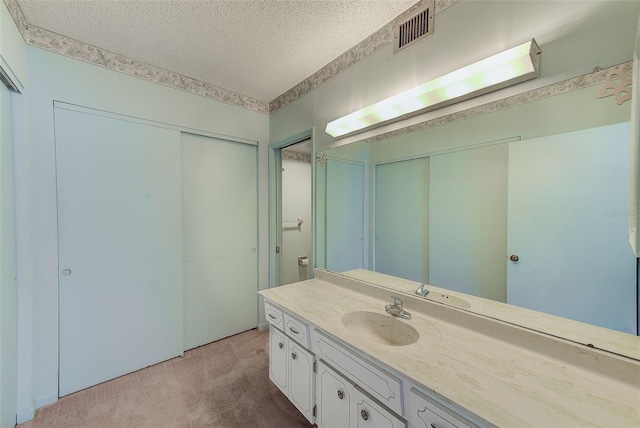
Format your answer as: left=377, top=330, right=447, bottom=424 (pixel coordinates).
left=315, top=75, right=639, bottom=356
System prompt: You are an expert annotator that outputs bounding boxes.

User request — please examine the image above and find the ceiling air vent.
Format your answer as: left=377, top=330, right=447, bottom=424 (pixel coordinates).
left=394, top=0, right=434, bottom=53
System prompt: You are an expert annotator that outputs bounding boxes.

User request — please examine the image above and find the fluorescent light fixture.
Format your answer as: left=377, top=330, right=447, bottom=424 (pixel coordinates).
left=325, top=38, right=541, bottom=138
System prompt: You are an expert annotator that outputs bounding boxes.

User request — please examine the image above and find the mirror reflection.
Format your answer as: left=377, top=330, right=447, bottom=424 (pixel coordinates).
left=316, top=82, right=637, bottom=337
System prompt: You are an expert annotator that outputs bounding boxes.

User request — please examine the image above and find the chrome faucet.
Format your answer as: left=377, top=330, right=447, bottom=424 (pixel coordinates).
left=385, top=295, right=412, bottom=319
left=415, top=283, right=430, bottom=298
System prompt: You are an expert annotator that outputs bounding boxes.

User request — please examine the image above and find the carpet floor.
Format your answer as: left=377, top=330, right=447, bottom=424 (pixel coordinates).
left=18, top=329, right=314, bottom=428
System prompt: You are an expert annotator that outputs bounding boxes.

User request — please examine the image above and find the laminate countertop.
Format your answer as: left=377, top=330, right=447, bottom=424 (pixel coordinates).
left=341, top=268, right=640, bottom=361
left=259, top=272, right=640, bottom=428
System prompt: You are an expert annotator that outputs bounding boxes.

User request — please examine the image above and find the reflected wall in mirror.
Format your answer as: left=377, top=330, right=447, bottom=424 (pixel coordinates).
left=316, top=81, right=638, bottom=340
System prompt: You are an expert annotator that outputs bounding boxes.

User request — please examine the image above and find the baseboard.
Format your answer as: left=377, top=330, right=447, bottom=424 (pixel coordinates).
left=35, top=393, right=57, bottom=409
left=257, top=322, right=269, bottom=331
left=17, top=393, right=59, bottom=423
left=16, top=404, right=35, bottom=424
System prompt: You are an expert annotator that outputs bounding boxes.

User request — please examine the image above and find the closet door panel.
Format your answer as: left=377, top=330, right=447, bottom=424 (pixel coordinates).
left=507, top=122, right=636, bottom=334
left=325, top=159, right=365, bottom=273
left=375, top=158, right=429, bottom=283
left=429, top=144, right=508, bottom=301
left=56, top=106, right=183, bottom=396
left=182, top=133, right=257, bottom=350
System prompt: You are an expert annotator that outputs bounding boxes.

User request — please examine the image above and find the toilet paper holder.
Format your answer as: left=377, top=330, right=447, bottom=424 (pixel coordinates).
left=298, top=256, right=309, bottom=266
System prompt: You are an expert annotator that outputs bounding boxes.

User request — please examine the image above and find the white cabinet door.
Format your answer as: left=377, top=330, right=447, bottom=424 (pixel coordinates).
left=316, top=361, right=352, bottom=428
left=316, top=360, right=405, bottom=428
left=55, top=105, right=183, bottom=396
left=288, top=341, right=315, bottom=423
left=354, top=390, right=406, bottom=428
left=269, top=327, right=288, bottom=395
left=507, top=123, right=637, bottom=334
left=269, top=325, right=316, bottom=424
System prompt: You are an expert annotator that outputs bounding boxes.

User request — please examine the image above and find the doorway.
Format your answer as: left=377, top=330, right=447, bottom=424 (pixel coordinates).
left=269, top=130, right=315, bottom=288
left=278, top=140, right=313, bottom=285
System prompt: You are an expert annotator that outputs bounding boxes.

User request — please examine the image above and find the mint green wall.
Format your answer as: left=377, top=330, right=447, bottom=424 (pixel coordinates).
left=0, top=0, right=27, bottom=91
left=18, top=46, right=269, bottom=418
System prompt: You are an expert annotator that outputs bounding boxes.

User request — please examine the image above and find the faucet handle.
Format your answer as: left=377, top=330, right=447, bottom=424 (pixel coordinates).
left=416, top=283, right=430, bottom=297
left=389, top=295, right=403, bottom=308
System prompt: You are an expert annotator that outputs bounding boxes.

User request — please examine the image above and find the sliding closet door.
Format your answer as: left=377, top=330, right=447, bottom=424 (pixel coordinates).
left=56, top=106, right=183, bottom=396
left=325, top=159, right=364, bottom=272
left=182, top=133, right=257, bottom=350
left=507, top=122, right=636, bottom=333
left=429, top=144, right=508, bottom=301
left=375, top=158, right=429, bottom=283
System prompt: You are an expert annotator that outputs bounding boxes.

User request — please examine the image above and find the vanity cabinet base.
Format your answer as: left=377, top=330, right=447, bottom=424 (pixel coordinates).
left=267, top=320, right=315, bottom=424
left=317, top=360, right=406, bottom=428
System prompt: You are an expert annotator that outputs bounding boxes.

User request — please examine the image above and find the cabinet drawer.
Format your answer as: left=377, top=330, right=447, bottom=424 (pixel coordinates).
left=265, top=301, right=284, bottom=330
left=284, top=313, right=310, bottom=348
left=407, top=388, right=478, bottom=428
left=313, top=329, right=403, bottom=415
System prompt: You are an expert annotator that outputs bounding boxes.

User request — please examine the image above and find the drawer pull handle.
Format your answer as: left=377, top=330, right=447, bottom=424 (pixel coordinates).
left=337, top=390, right=344, bottom=400
left=291, top=352, right=297, bottom=360
left=361, top=410, right=369, bottom=421
left=268, top=313, right=277, bottom=320
left=278, top=342, right=284, bottom=349
left=289, top=326, right=300, bottom=335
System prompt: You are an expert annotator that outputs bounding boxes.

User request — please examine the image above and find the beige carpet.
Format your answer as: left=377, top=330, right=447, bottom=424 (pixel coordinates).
left=19, top=329, right=314, bottom=428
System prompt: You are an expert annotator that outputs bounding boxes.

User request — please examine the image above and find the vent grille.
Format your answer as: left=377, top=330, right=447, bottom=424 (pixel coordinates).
left=394, top=1, right=434, bottom=53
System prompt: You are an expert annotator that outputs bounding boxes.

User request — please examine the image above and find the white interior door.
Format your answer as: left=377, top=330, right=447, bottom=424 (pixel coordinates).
left=375, top=158, right=429, bottom=283
left=181, top=133, right=257, bottom=350
left=429, top=144, right=508, bottom=301
left=56, top=106, right=183, bottom=396
left=507, top=122, right=637, bottom=334
left=325, top=159, right=364, bottom=272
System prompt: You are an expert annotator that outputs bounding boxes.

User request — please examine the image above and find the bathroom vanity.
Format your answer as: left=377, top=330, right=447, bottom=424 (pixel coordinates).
left=259, top=270, right=640, bottom=427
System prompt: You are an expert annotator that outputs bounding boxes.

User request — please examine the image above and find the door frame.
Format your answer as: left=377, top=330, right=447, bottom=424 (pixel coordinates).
left=268, top=129, right=316, bottom=289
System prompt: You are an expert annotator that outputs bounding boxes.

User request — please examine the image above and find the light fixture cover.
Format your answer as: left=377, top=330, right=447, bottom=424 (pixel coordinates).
left=325, top=38, right=541, bottom=138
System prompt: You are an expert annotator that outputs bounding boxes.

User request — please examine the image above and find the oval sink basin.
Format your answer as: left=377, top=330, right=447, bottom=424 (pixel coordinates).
left=341, top=311, right=419, bottom=346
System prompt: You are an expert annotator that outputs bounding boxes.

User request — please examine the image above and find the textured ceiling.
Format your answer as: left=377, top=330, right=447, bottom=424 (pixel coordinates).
left=17, top=0, right=416, bottom=102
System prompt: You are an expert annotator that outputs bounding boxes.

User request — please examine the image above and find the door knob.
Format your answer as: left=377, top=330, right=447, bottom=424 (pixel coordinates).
left=361, top=410, right=369, bottom=421
left=509, top=254, right=519, bottom=262
left=337, top=390, right=344, bottom=400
